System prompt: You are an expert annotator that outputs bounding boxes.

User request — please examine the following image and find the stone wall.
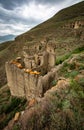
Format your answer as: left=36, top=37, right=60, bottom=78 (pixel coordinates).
left=23, top=50, right=56, bottom=75
left=5, top=62, right=56, bottom=100
left=5, top=62, right=25, bottom=97
left=5, top=62, right=41, bottom=100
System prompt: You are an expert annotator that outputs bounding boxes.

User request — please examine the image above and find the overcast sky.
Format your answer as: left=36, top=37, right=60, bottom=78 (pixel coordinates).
left=0, top=0, right=83, bottom=36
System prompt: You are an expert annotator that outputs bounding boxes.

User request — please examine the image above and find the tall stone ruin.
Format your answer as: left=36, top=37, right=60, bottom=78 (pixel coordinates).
left=5, top=43, right=56, bottom=100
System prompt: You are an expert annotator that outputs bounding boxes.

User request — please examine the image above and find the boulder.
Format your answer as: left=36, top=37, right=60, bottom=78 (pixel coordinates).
left=14, top=112, right=20, bottom=122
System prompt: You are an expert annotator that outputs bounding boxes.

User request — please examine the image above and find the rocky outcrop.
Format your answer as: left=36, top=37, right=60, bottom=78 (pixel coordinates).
left=63, top=20, right=84, bottom=29
left=74, top=20, right=84, bottom=29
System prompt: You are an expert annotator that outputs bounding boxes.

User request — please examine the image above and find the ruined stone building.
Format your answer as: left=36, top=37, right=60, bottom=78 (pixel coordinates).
left=5, top=44, right=56, bottom=100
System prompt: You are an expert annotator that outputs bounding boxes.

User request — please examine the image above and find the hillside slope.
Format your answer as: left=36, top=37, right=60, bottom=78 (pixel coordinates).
left=15, top=1, right=84, bottom=42
left=1, top=50, right=84, bottom=130
left=0, top=1, right=84, bottom=87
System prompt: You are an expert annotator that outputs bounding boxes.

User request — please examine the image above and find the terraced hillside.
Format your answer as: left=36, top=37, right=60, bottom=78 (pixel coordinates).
left=0, top=1, right=84, bottom=87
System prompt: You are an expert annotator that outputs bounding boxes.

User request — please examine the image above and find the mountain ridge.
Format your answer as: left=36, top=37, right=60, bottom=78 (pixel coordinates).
left=0, top=34, right=16, bottom=43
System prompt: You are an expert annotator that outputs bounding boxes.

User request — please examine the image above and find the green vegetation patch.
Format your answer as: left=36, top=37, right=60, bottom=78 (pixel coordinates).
left=51, top=80, right=57, bottom=86
left=13, top=124, right=20, bottom=130
left=0, top=88, right=27, bottom=130
left=56, top=53, right=71, bottom=65
left=56, top=46, right=84, bottom=65
left=64, top=70, right=79, bottom=78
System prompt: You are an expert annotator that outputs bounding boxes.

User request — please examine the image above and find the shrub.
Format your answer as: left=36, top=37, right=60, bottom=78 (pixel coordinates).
left=63, top=62, right=69, bottom=67
left=56, top=53, right=71, bottom=65
left=79, top=65, right=84, bottom=70
left=4, top=97, right=21, bottom=114
left=51, top=80, right=57, bottom=86
left=68, top=70, right=79, bottom=78
left=70, top=79, right=84, bottom=92
left=13, top=124, right=20, bottom=130
left=78, top=91, right=84, bottom=98
left=63, top=70, right=79, bottom=78
left=69, top=62, right=75, bottom=70
left=70, top=79, right=79, bottom=91
left=3, top=97, right=27, bottom=114
left=62, top=99, right=70, bottom=109
left=78, top=77, right=84, bottom=87
left=0, top=96, right=27, bottom=130
left=72, top=46, right=84, bottom=54
left=0, top=112, right=15, bottom=130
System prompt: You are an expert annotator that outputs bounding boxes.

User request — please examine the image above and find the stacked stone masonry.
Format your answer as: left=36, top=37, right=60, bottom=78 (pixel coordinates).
left=5, top=46, right=56, bottom=100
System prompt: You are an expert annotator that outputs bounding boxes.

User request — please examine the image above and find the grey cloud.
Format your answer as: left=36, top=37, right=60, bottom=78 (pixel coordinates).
left=35, top=0, right=65, bottom=4
left=0, top=12, right=40, bottom=26
left=0, top=3, right=41, bottom=36
left=0, top=3, right=40, bottom=25
left=0, top=0, right=28, bottom=10
left=0, top=0, right=83, bottom=36
left=0, top=0, right=65, bottom=10
left=0, top=17, right=40, bottom=32
left=0, top=0, right=83, bottom=11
